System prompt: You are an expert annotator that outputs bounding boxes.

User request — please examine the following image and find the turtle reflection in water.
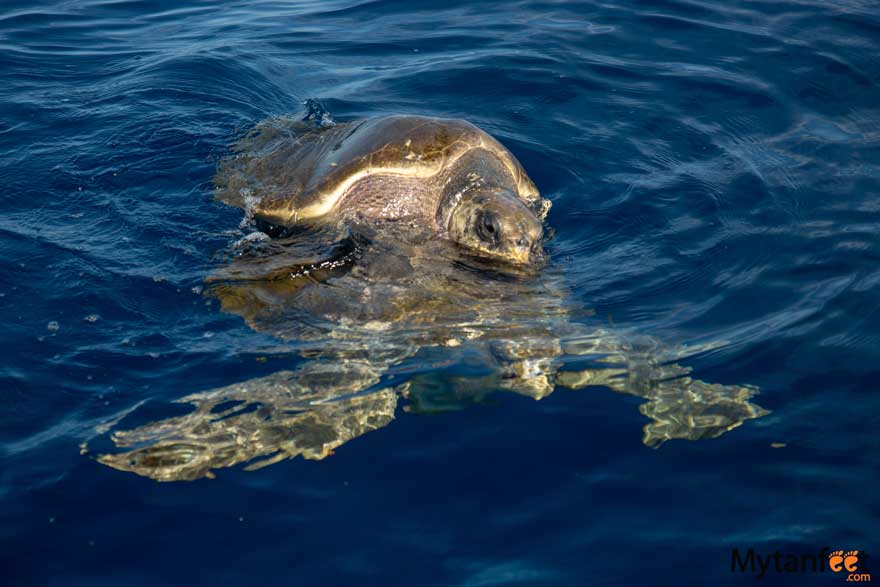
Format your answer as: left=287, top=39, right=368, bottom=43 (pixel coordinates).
left=97, top=108, right=768, bottom=481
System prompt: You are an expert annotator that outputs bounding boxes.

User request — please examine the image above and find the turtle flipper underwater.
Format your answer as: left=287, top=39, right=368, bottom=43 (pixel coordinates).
left=96, top=317, right=767, bottom=481
left=95, top=107, right=768, bottom=481
left=98, top=364, right=400, bottom=482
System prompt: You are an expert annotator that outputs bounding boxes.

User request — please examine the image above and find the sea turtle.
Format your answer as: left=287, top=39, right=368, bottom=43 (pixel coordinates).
left=95, top=106, right=768, bottom=481
left=214, top=109, right=550, bottom=266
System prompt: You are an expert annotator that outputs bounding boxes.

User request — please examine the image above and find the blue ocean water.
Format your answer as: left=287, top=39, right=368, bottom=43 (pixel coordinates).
left=1, top=0, right=879, bottom=585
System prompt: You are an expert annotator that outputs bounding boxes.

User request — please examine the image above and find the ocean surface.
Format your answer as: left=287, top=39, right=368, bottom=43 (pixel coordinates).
left=1, top=0, right=879, bottom=585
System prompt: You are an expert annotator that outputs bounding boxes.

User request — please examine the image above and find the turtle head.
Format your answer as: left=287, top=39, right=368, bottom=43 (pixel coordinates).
left=444, top=187, right=545, bottom=266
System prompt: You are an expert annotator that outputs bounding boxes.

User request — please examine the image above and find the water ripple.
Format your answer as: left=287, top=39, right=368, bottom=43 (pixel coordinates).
left=1, top=0, right=878, bottom=583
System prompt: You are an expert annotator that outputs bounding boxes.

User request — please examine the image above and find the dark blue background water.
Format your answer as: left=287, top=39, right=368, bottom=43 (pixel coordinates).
left=2, top=1, right=878, bottom=585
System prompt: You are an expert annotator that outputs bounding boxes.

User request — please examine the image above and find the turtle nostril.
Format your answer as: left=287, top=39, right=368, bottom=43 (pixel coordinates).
left=516, top=237, right=529, bottom=248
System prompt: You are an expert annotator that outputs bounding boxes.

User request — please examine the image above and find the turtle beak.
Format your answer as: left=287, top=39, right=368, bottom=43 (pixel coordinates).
left=510, top=218, right=544, bottom=265
left=530, top=246, right=547, bottom=266
left=508, top=236, right=546, bottom=267
left=527, top=246, right=548, bottom=268
left=511, top=245, right=534, bottom=265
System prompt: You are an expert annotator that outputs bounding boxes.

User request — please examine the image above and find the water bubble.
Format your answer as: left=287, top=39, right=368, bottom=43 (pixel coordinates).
left=84, top=314, right=100, bottom=323
left=47, top=321, right=60, bottom=331
left=240, top=188, right=259, bottom=218
left=234, top=231, right=269, bottom=247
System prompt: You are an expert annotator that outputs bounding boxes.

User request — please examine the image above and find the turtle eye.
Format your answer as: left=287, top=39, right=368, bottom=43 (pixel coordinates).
left=476, top=212, right=501, bottom=243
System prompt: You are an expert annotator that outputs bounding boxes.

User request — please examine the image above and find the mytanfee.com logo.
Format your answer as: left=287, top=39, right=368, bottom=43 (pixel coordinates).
left=731, top=548, right=872, bottom=582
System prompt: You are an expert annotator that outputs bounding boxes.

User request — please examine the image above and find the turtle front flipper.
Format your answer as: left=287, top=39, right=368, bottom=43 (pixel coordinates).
left=96, top=359, right=398, bottom=482
left=553, top=333, right=769, bottom=447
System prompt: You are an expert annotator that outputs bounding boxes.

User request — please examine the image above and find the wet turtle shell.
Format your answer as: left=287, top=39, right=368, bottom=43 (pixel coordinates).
left=215, top=115, right=549, bottom=228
